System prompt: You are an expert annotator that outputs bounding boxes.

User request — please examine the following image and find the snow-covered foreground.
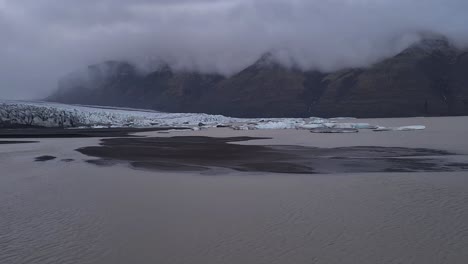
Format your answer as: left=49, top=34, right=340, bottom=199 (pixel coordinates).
left=0, top=100, right=425, bottom=132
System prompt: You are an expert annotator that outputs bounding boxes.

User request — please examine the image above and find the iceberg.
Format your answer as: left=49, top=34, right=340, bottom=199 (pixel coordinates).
left=254, top=121, right=298, bottom=130
left=395, top=125, right=426, bottom=131
left=310, top=127, right=359, bottom=133
left=329, top=117, right=357, bottom=120
left=324, top=122, right=377, bottom=129
left=373, top=125, right=426, bottom=132
left=298, top=123, right=325, bottom=129
left=373, top=126, right=393, bottom=132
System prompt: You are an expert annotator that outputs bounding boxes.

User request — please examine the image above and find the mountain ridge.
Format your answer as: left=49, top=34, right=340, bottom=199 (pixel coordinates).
left=47, top=37, right=468, bottom=118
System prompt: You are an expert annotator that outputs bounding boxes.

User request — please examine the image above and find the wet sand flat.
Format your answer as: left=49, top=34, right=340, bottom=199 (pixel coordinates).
left=77, top=136, right=468, bottom=174
left=0, top=140, right=38, bottom=144
left=0, top=127, right=188, bottom=138
left=1, top=116, right=468, bottom=264
left=137, top=116, right=468, bottom=153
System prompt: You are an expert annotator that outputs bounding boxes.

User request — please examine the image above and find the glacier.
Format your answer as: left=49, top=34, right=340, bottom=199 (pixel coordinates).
left=0, top=100, right=426, bottom=132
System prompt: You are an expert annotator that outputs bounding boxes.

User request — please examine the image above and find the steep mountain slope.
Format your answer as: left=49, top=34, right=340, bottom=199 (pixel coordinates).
left=311, top=38, right=466, bottom=117
left=47, top=38, right=468, bottom=118
left=51, top=61, right=225, bottom=112
left=195, top=53, right=326, bottom=117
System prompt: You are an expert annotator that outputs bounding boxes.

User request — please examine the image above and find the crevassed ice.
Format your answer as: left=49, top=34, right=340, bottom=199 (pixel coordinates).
left=0, top=100, right=426, bottom=132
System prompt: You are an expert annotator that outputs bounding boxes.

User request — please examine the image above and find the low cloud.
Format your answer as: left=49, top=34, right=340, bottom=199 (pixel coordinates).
left=1, top=0, right=468, bottom=99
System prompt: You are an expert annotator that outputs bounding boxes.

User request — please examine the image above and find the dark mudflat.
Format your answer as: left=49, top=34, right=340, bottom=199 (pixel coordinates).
left=0, top=127, right=189, bottom=138
left=35, top=155, right=57, bottom=162
left=0, top=141, right=38, bottom=144
left=77, top=136, right=468, bottom=174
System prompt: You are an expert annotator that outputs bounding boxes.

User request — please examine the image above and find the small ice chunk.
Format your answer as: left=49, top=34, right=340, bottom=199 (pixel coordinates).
left=395, top=125, right=426, bottom=131
left=298, top=123, right=325, bottom=129
left=254, top=121, right=296, bottom=130
left=325, top=123, right=376, bottom=129
left=232, top=125, right=251, bottom=130
left=373, top=125, right=426, bottom=132
left=329, top=117, right=357, bottom=120
left=310, top=127, right=359, bottom=133
left=350, top=123, right=377, bottom=129
left=373, top=126, right=392, bottom=132
left=309, top=118, right=329, bottom=124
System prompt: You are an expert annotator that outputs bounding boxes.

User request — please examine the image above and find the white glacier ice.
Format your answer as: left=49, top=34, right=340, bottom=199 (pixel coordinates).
left=0, top=100, right=240, bottom=128
left=324, top=123, right=377, bottom=129
left=394, top=125, right=426, bottom=131
left=373, top=125, right=426, bottom=132
left=310, top=127, right=359, bottom=133
left=0, top=100, right=426, bottom=133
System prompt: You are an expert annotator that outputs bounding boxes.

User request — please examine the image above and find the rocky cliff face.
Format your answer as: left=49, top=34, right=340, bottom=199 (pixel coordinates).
left=47, top=38, right=468, bottom=118
left=310, top=38, right=468, bottom=117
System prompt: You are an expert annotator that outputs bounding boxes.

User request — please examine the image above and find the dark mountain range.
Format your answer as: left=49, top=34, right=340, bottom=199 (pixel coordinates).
left=47, top=37, right=468, bottom=118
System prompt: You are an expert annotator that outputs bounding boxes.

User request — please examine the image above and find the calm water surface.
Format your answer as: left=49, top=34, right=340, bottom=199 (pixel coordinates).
left=1, top=117, right=468, bottom=264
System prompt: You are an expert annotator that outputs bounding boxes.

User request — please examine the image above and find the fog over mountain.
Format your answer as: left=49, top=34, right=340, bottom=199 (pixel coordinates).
left=1, top=0, right=468, bottom=99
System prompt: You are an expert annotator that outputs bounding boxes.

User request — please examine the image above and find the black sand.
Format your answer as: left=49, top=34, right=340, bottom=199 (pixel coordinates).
left=0, top=127, right=189, bottom=138
left=77, top=136, right=468, bottom=174
left=35, top=155, right=57, bottom=162
left=0, top=141, right=38, bottom=144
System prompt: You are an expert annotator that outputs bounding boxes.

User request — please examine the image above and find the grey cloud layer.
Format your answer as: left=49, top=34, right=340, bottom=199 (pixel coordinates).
left=1, top=0, right=468, bottom=99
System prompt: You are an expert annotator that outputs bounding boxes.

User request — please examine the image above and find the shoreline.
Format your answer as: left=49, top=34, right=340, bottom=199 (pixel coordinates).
left=76, top=135, right=468, bottom=174
left=0, top=127, right=189, bottom=138
left=2, top=115, right=468, bottom=264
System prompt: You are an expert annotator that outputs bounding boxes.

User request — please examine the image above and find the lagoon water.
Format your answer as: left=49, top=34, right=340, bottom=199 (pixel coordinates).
left=1, top=117, right=468, bottom=264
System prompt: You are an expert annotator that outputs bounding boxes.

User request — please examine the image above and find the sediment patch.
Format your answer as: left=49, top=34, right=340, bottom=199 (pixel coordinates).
left=0, top=127, right=189, bottom=139
left=35, top=155, right=57, bottom=162
left=77, top=136, right=468, bottom=174
left=0, top=141, right=38, bottom=144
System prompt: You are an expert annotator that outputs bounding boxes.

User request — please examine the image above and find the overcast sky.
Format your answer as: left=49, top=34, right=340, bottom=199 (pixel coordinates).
left=1, top=0, right=468, bottom=99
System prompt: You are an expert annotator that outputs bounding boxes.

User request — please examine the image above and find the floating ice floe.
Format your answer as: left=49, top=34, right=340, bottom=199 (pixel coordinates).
left=310, top=127, right=359, bottom=133
left=395, top=125, right=426, bottom=131
left=373, top=126, right=393, bottom=132
left=252, top=121, right=298, bottom=130
left=373, top=125, right=426, bottom=132
left=329, top=117, right=358, bottom=120
left=324, top=123, right=377, bottom=129
left=0, top=100, right=426, bottom=133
